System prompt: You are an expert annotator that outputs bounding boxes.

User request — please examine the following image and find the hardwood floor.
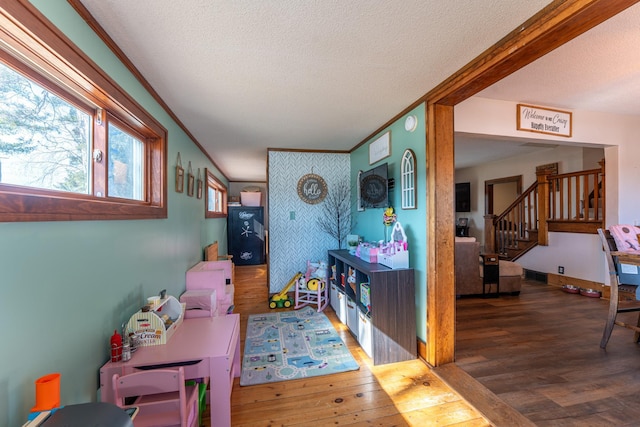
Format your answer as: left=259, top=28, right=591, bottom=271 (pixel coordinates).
left=451, top=279, right=640, bottom=426
left=220, top=265, right=491, bottom=426
left=205, top=266, right=640, bottom=426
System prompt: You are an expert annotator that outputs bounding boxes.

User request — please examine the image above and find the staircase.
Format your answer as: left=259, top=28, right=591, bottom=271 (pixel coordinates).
left=484, top=160, right=605, bottom=261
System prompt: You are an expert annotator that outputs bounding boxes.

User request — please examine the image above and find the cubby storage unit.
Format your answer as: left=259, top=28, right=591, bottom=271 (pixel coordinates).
left=328, top=249, right=416, bottom=365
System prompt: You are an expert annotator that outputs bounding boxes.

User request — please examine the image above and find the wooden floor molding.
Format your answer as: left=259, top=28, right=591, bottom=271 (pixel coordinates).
left=433, top=363, right=535, bottom=427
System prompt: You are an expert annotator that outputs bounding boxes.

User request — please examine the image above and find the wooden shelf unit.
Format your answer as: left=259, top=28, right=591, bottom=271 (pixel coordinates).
left=328, top=249, right=416, bottom=365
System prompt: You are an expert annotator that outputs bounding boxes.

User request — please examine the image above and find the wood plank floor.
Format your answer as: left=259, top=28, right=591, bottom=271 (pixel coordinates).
left=451, top=279, right=640, bottom=427
left=205, top=266, right=640, bottom=426
left=214, top=265, right=491, bottom=426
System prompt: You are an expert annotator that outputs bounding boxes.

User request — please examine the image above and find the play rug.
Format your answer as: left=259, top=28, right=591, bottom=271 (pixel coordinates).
left=240, top=306, right=359, bottom=386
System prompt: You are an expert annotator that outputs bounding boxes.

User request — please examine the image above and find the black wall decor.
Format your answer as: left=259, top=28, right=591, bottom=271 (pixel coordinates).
left=360, top=163, right=389, bottom=208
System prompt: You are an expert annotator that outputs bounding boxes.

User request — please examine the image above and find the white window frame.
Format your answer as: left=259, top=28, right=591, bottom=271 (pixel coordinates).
left=401, top=149, right=416, bottom=209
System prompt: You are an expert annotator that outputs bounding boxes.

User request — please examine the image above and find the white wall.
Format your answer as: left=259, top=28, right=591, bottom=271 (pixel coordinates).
left=455, top=97, right=640, bottom=284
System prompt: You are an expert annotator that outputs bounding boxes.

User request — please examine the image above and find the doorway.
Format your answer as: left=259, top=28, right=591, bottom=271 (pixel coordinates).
left=485, top=175, right=522, bottom=216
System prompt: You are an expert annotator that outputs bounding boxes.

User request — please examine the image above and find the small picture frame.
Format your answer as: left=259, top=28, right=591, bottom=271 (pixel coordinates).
left=187, top=161, right=195, bottom=197
left=196, top=169, right=203, bottom=199
left=175, top=153, right=184, bottom=193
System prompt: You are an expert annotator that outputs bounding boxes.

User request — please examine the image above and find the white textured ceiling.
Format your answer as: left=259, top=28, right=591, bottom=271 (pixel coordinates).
left=76, top=1, right=639, bottom=181
left=454, top=3, right=640, bottom=169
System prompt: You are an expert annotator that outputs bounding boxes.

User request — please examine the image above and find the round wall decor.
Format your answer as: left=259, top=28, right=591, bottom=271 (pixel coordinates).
left=361, top=174, right=387, bottom=206
left=297, top=173, right=327, bottom=204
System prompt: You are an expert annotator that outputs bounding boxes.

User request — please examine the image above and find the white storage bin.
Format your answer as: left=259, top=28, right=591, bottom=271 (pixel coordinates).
left=240, top=191, right=261, bottom=206
left=346, top=297, right=359, bottom=339
left=358, top=309, right=373, bottom=359
left=334, top=288, right=347, bottom=324
left=330, top=282, right=338, bottom=311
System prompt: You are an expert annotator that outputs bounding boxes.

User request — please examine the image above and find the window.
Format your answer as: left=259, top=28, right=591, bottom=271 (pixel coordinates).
left=107, top=119, right=144, bottom=201
left=205, top=168, right=227, bottom=218
left=0, top=62, right=92, bottom=194
left=0, top=2, right=166, bottom=222
left=401, top=149, right=416, bottom=209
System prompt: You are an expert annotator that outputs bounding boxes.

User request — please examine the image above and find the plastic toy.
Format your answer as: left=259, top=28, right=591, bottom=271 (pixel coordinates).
left=269, top=272, right=302, bottom=309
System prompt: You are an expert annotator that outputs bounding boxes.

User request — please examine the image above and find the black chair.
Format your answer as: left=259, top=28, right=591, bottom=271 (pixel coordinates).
left=598, top=228, right=640, bottom=348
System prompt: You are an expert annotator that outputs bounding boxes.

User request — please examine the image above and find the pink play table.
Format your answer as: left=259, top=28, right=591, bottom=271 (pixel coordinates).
left=99, top=314, right=240, bottom=427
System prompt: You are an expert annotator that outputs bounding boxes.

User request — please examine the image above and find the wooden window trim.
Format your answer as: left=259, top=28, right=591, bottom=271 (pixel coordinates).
left=205, top=168, right=227, bottom=219
left=0, top=1, right=167, bottom=222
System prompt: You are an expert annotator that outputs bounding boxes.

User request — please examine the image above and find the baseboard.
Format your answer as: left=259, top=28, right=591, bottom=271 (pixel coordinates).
left=545, top=272, right=637, bottom=301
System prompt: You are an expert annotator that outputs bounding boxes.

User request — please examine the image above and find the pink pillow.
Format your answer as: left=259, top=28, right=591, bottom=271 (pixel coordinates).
left=609, top=224, right=640, bottom=253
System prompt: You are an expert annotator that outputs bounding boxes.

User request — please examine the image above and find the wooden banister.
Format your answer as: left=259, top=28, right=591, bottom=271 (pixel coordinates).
left=491, top=161, right=605, bottom=261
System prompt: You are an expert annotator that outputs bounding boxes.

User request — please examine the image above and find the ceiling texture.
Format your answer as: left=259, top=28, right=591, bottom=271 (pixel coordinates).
left=75, top=0, right=640, bottom=181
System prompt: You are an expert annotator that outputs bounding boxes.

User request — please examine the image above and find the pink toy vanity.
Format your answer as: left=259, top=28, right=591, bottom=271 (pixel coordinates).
left=180, top=260, right=235, bottom=318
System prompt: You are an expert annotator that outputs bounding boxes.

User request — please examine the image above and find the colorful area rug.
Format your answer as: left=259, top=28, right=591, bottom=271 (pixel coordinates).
left=240, top=306, right=359, bottom=386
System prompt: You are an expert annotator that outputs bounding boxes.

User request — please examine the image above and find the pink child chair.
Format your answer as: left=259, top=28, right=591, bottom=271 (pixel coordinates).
left=112, top=367, right=199, bottom=427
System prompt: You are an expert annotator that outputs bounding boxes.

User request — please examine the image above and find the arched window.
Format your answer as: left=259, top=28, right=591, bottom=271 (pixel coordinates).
left=401, top=149, right=416, bottom=209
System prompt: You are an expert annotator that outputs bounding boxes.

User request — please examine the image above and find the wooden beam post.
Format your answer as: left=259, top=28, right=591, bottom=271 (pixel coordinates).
left=426, top=102, right=455, bottom=366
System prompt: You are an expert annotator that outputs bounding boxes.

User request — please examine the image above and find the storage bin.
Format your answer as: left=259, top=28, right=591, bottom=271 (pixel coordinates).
left=334, top=288, right=347, bottom=324
left=240, top=191, right=261, bottom=206
left=330, top=282, right=339, bottom=312
left=126, top=296, right=185, bottom=346
left=346, top=297, right=359, bottom=339
left=358, top=310, right=373, bottom=359
left=180, top=289, right=218, bottom=318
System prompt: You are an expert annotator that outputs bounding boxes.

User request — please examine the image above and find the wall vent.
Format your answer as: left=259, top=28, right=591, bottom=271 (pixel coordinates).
left=524, top=269, right=548, bottom=283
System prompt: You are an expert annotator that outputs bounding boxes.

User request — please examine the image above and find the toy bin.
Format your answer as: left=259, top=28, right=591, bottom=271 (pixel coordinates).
left=180, top=289, right=218, bottom=318
left=240, top=191, right=261, bottom=206
left=346, top=296, right=359, bottom=339
left=126, top=296, right=185, bottom=346
left=333, top=287, right=347, bottom=324
left=358, top=309, right=373, bottom=359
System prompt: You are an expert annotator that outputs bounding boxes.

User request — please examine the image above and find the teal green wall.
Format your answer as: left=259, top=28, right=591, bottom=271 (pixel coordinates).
left=0, top=3, right=227, bottom=426
left=350, top=104, right=427, bottom=342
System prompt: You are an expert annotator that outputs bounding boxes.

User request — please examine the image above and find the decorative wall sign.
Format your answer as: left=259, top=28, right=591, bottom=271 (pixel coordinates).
left=175, top=152, right=184, bottom=193
left=297, top=173, right=327, bottom=204
left=369, top=131, right=391, bottom=164
left=517, top=104, right=572, bottom=137
left=196, top=168, right=203, bottom=199
left=361, top=174, right=387, bottom=206
left=187, top=161, right=195, bottom=197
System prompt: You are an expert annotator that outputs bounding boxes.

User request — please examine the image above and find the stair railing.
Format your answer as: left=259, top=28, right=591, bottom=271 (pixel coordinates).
left=485, top=160, right=605, bottom=260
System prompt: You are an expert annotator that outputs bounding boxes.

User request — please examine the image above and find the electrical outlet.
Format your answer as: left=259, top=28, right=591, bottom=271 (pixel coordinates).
left=558, top=266, right=564, bottom=274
